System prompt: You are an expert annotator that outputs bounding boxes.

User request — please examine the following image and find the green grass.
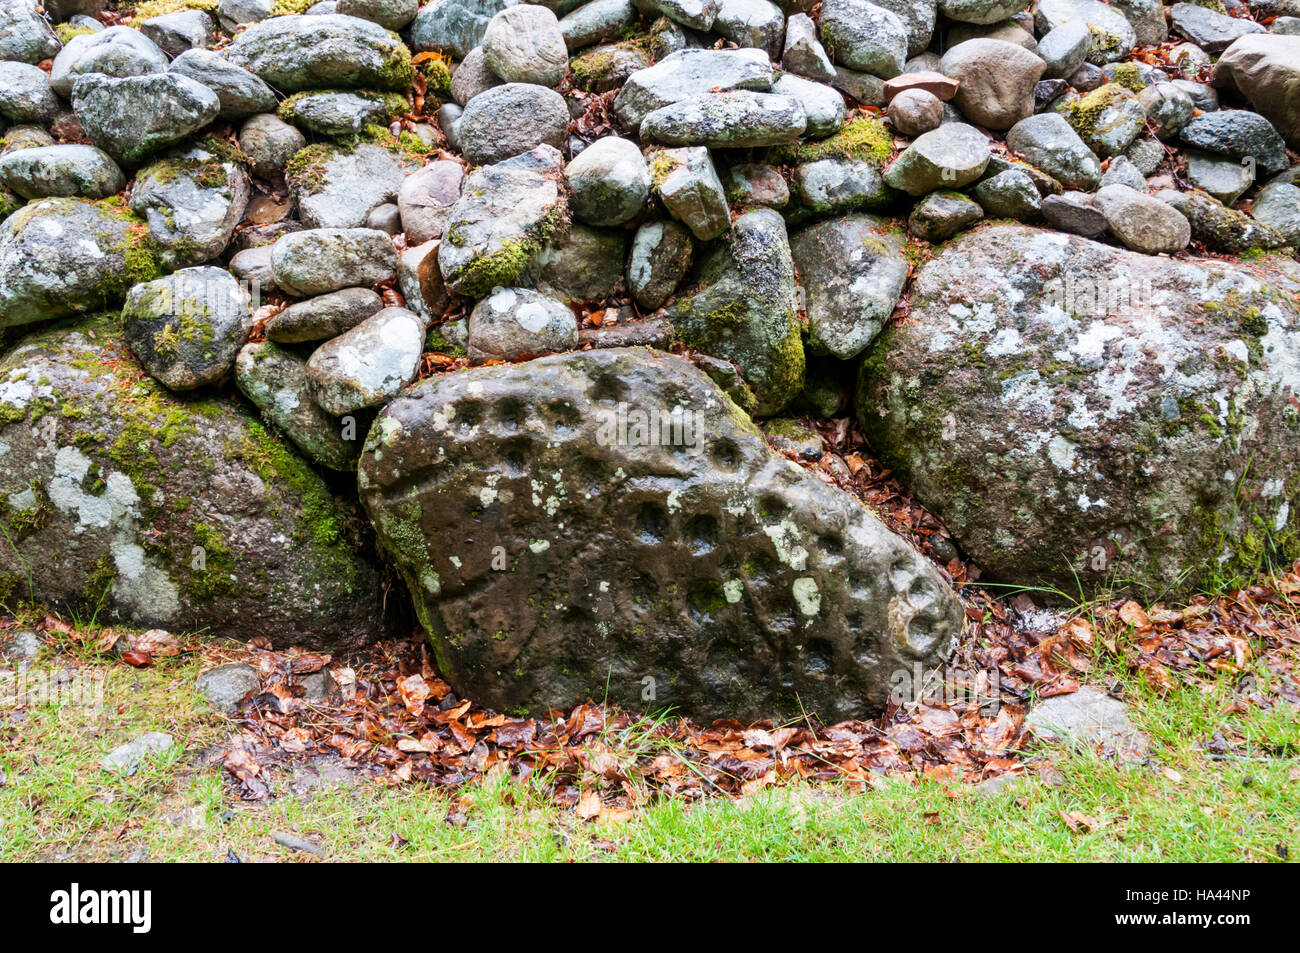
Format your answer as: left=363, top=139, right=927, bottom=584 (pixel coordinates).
left=1, top=630, right=1295, bottom=862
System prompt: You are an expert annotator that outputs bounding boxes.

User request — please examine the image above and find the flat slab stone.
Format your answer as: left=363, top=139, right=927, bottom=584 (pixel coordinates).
left=613, top=47, right=773, bottom=128
left=1026, top=686, right=1149, bottom=758
left=640, top=91, right=807, bottom=148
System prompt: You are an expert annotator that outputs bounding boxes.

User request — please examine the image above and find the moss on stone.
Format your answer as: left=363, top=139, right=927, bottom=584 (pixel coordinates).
left=278, top=90, right=410, bottom=133
left=55, top=23, right=97, bottom=43
left=1107, top=62, right=1146, bottom=92
left=126, top=0, right=217, bottom=20
left=767, top=114, right=893, bottom=168
left=420, top=54, right=452, bottom=103
left=1062, top=83, right=1140, bottom=152
left=375, top=35, right=417, bottom=92
left=187, top=521, right=237, bottom=601
left=285, top=143, right=337, bottom=197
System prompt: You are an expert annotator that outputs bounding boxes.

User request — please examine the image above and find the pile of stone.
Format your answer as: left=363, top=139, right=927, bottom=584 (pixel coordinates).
left=0, top=0, right=1297, bottom=719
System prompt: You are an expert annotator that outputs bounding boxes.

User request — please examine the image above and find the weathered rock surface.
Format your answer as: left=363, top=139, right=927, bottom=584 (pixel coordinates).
left=1006, top=112, right=1102, bottom=191
left=940, top=38, right=1045, bottom=131
left=236, top=340, right=362, bottom=471
left=130, top=141, right=251, bottom=268
left=397, top=160, right=464, bottom=244
left=1026, top=686, right=1148, bottom=757
left=270, top=227, right=397, bottom=298
left=883, top=122, right=990, bottom=196
left=612, top=47, right=772, bottom=128
left=51, top=27, right=169, bottom=99
left=650, top=146, right=731, bottom=241
left=169, top=48, right=278, bottom=120
left=0, top=319, right=393, bottom=650
left=196, top=662, right=260, bottom=714
left=0, top=0, right=60, bottom=65
left=289, top=143, right=414, bottom=229
left=0, top=198, right=160, bottom=329
left=456, top=82, right=570, bottom=165
left=305, top=306, right=425, bottom=415
left=0, top=61, right=58, bottom=126
left=223, top=14, right=414, bottom=92
left=640, top=91, right=807, bottom=148
left=818, top=0, right=908, bottom=78
left=438, top=145, right=569, bottom=298
left=627, top=219, right=693, bottom=310
left=566, top=136, right=650, bottom=226
left=72, top=73, right=221, bottom=165
left=482, top=3, right=568, bottom=86
left=410, top=0, right=518, bottom=59
left=665, top=208, right=804, bottom=415
left=122, top=266, right=252, bottom=391
left=0, top=145, right=124, bottom=200
left=790, top=214, right=906, bottom=360
left=467, top=286, right=578, bottom=362
left=856, top=225, right=1300, bottom=597
left=358, top=347, right=961, bottom=721
left=268, top=287, right=384, bottom=345
left=1213, top=34, right=1300, bottom=149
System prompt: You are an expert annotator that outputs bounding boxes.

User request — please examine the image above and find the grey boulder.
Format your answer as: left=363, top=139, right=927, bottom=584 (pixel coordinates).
left=270, top=227, right=397, bottom=298
left=305, top=307, right=425, bottom=415
left=467, top=286, right=579, bottom=363
left=72, top=73, right=220, bottom=165
left=0, top=145, right=124, bottom=200
left=169, top=49, right=279, bottom=119
left=790, top=214, right=906, bottom=359
left=857, top=225, right=1300, bottom=597
left=222, top=14, right=414, bottom=92
left=130, top=141, right=251, bottom=268
left=122, top=266, right=253, bottom=392
left=437, top=145, right=569, bottom=297
left=0, top=198, right=160, bottom=329
left=482, top=4, right=569, bottom=87
left=457, top=82, right=569, bottom=166
left=236, top=341, right=363, bottom=471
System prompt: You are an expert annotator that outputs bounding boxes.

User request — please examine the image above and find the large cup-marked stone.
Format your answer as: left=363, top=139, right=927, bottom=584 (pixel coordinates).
left=359, top=347, right=962, bottom=722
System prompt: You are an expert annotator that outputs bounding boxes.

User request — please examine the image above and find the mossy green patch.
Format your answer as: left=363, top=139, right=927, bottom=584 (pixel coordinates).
left=767, top=114, right=893, bottom=168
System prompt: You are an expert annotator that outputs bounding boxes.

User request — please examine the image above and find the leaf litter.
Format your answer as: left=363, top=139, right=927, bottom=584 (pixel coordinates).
left=3, top=428, right=1298, bottom=823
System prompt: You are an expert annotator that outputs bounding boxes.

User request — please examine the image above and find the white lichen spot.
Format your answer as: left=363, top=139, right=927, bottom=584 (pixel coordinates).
left=1047, top=434, right=1078, bottom=472
left=722, top=579, right=743, bottom=604
left=420, top=568, right=441, bottom=595
left=763, top=519, right=809, bottom=570
left=529, top=539, right=550, bottom=553
left=792, top=577, right=820, bottom=616
left=110, top=539, right=180, bottom=621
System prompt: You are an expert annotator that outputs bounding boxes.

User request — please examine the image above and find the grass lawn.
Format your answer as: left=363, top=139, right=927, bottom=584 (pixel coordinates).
left=1, top=618, right=1296, bottom=863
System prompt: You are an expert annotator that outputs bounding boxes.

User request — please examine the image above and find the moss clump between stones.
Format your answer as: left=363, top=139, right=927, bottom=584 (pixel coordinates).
left=419, top=55, right=452, bottom=103
left=767, top=114, right=893, bottom=168
left=126, top=0, right=216, bottom=21
left=648, top=150, right=683, bottom=190
left=92, top=197, right=165, bottom=300
left=278, top=90, right=411, bottom=129
left=1107, top=62, right=1146, bottom=92
left=55, top=24, right=97, bottom=43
